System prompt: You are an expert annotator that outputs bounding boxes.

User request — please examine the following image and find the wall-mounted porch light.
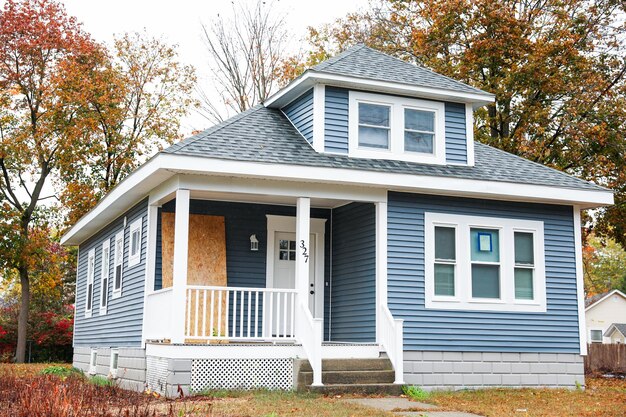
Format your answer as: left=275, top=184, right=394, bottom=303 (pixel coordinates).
left=250, top=234, right=259, bottom=251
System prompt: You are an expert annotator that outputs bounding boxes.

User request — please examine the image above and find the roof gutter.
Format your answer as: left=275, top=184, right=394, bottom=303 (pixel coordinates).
left=61, top=153, right=614, bottom=246
left=264, top=70, right=495, bottom=109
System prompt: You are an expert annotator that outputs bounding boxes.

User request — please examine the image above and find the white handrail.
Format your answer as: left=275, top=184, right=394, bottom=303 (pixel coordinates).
left=380, top=304, right=404, bottom=384
left=184, top=286, right=298, bottom=341
left=295, top=300, right=323, bottom=386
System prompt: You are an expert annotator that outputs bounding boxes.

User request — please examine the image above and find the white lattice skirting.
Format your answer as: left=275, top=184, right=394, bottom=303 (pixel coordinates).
left=146, top=356, right=169, bottom=395
left=190, top=358, right=294, bottom=391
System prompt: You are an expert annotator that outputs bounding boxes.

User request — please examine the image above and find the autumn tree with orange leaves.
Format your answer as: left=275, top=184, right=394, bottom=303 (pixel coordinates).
left=0, top=0, right=196, bottom=363
left=282, top=0, right=626, bottom=250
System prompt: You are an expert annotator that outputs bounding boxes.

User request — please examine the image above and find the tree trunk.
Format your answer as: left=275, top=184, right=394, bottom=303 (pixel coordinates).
left=15, top=266, right=30, bottom=363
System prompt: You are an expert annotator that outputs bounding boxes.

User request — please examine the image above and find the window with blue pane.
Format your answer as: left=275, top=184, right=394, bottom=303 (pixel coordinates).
left=470, top=228, right=500, bottom=299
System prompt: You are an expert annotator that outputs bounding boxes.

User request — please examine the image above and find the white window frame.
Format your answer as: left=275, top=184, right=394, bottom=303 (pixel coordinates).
left=425, top=212, right=546, bottom=312
left=589, top=328, right=604, bottom=343
left=112, top=230, right=124, bottom=299
left=89, top=348, right=97, bottom=374
left=99, top=239, right=110, bottom=315
left=128, top=218, right=142, bottom=267
left=85, top=249, right=96, bottom=318
left=109, top=348, right=119, bottom=378
left=348, top=91, right=446, bottom=164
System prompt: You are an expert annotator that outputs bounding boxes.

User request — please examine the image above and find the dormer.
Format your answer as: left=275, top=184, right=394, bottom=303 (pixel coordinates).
left=265, top=45, right=494, bottom=166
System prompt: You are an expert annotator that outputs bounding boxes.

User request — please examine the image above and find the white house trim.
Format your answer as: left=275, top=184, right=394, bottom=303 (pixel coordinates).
left=348, top=91, right=447, bottom=165
left=465, top=104, right=475, bottom=167
left=265, top=214, right=326, bottom=319
left=171, top=189, right=190, bottom=344
left=128, top=217, right=142, bottom=267
left=263, top=70, right=495, bottom=108
left=375, top=201, right=388, bottom=345
left=573, top=206, right=587, bottom=354
left=112, top=230, right=124, bottom=299
left=85, top=248, right=95, bottom=318
left=424, top=212, right=547, bottom=313
left=99, top=239, right=110, bottom=316
left=61, top=153, right=613, bottom=246
left=313, top=84, right=325, bottom=153
left=141, top=204, right=158, bottom=347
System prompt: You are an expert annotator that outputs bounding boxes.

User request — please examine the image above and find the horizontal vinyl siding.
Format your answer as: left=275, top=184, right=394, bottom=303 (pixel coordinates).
left=330, top=203, right=376, bottom=342
left=324, top=87, right=349, bottom=154
left=157, top=200, right=332, bottom=339
left=445, top=102, right=467, bottom=164
left=282, top=88, right=314, bottom=144
left=387, top=192, right=579, bottom=353
left=74, top=199, right=148, bottom=347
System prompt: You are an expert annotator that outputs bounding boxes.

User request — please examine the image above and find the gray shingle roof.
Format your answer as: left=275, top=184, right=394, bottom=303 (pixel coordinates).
left=164, top=105, right=606, bottom=192
left=605, top=323, right=626, bottom=337
left=585, top=291, right=610, bottom=308
left=311, top=44, right=490, bottom=96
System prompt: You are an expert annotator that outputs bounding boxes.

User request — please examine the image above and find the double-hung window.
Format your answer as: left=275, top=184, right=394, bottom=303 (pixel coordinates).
left=100, top=240, right=110, bottom=315
left=113, top=231, right=124, bottom=298
left=425, top=213, right=546, bottom=312
left=85, top=249, right=95, bottom=317
left=348, top=91, right=446, bottom=164
left=128, top=218, right=142, bottom=267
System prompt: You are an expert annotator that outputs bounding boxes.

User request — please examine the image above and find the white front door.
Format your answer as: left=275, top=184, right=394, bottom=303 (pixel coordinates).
left=272, top=232, right=316, bottom=336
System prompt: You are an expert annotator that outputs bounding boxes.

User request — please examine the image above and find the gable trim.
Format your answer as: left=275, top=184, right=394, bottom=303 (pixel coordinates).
left=585, top=289, right=626, bottom=312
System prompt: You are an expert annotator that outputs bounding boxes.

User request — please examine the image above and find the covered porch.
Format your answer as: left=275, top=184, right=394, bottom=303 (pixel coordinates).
left=142, top=175, right=403, bottom=386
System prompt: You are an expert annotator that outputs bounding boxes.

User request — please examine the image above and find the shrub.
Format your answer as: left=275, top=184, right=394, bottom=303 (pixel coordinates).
left=89, top=375, right=114, bottom=387
left=403, top=385, right=430, bottom=401
left=40, top=365, right=82, bottom=378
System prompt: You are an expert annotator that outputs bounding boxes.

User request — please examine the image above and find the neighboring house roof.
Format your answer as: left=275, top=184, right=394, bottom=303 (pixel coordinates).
left=604, top=323, right=626, bottom=338
left=311, top=44, right=488, bottom=96
left=585, top=289, right=626, bottom=310
left=164, top=105, right=607, bottom=193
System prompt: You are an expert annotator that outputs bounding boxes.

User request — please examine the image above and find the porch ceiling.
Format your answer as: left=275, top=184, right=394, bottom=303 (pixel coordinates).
left=188, top=189, right=352, bottom=209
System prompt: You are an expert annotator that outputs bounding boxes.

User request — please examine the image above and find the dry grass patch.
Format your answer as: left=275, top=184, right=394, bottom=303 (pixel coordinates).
left=428, top=377, right=626, bottom=417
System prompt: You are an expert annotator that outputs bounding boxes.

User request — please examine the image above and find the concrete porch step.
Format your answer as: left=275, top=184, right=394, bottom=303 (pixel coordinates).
left=299, top=369, right=396, bottom=385
left=297, top=358, right=393, bottom=372
left=307, top=383, right=404, bottom=396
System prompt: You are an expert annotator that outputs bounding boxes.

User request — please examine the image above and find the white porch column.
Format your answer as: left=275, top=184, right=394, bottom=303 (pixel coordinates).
left=295, top=197, right=311, bottom=302
left=171, top=189, right=190, bottom=344
left=375, top=201, right=388, bottom=344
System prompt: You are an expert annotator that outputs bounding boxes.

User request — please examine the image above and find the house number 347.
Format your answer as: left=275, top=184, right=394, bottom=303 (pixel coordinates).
left=300, top=240, right=309, bottom=263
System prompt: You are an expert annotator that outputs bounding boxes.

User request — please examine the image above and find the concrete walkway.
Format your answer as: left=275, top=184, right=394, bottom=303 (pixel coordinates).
left=345, top=397, right=484, bottom=417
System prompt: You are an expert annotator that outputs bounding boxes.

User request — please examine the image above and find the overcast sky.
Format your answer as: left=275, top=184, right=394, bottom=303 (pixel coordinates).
left=60, top=0, right=368, bottom=133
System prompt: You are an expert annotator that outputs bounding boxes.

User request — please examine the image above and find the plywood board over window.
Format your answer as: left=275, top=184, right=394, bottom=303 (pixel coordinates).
left=161, top=212, right=228, bottom=342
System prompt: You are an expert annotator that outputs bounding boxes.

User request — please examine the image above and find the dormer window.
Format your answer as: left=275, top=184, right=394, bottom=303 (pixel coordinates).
left=358, top=103, right=391, bottom=149
left=348, top=91, right=446, bottom=164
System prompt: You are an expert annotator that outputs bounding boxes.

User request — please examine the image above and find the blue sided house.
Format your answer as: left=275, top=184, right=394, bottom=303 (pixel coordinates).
left=61, top=45, right=613, bottom=396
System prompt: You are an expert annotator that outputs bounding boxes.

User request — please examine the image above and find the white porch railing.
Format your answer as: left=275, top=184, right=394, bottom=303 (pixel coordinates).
left=380, top=304, right=404, bottom=384
left=295, top=300, right=323, bottom=386
left=185, top=285, right=298, bottom=341
left=144, top=288, right=173, bottom=341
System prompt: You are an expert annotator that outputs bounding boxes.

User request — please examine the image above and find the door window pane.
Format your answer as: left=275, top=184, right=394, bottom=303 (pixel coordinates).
left=471, top=264, right=500, bottom=298
left=435, top=227, right=455, bottom=260
left=434, top=264, right=455, bottom=296
left=470, top=228, right=499, bottom=262
left=514, top=268, right=534, bottom=300
left=514, top=232, right=534, bottom=265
